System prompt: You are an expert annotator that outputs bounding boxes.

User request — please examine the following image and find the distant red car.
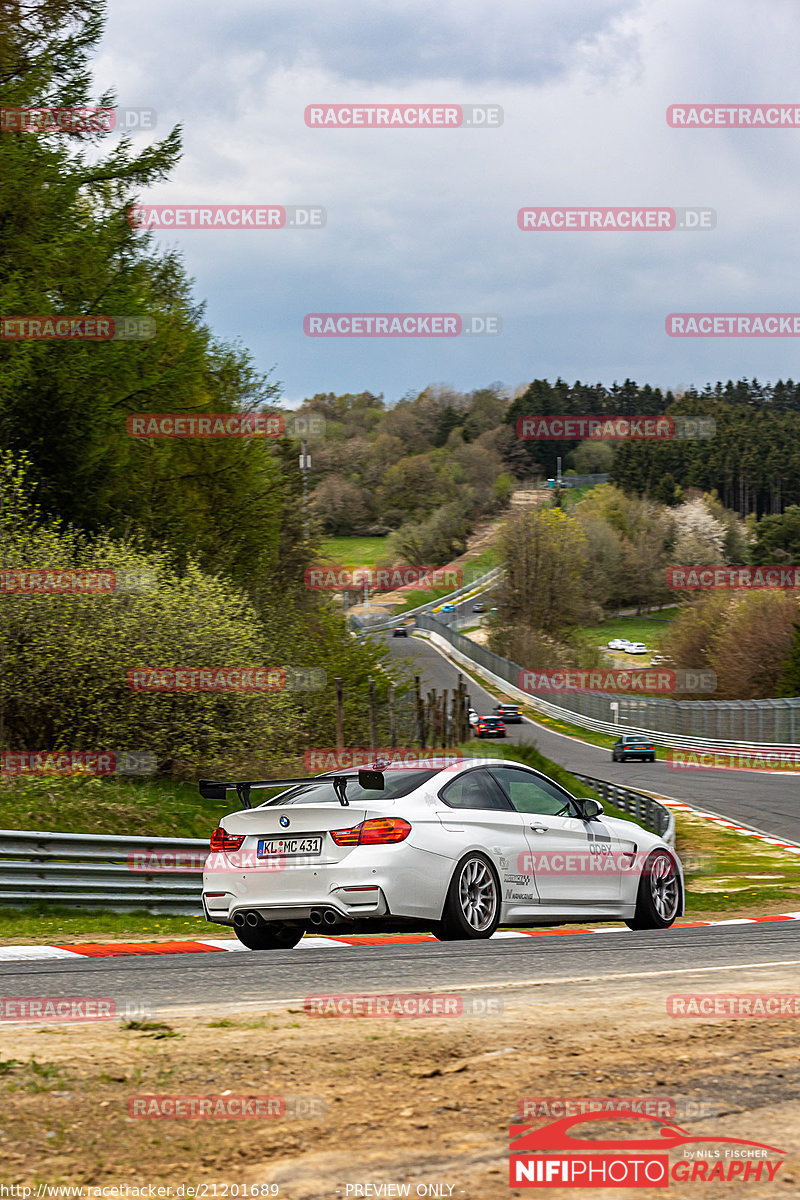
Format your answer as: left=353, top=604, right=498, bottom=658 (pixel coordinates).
left=475, top=716, right=506, bottom=739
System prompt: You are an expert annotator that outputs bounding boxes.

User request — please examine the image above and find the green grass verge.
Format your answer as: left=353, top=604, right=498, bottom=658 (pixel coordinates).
left=579, top=609, right=680, bottom=650
left=0, top=774, right=231, bottom=839
left=392, top=546, right=500, bottom=616
left=318, top=536, right=389, bottom=567
left=0, top=906, right=221, bottom=945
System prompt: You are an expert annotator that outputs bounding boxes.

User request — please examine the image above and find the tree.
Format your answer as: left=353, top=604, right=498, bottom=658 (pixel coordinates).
left=569, top=441, right=613, bottom=474
left=777, top=619, right=800, bottom=696
left=498, top=507, right=591, bottom=635
left=671, top=498, right=726, bottom=566
left=751, top=506, right=800, bottom=565
left=0, top=1, right=315, bottom=605
left=311, top=476, right=370, bottom=535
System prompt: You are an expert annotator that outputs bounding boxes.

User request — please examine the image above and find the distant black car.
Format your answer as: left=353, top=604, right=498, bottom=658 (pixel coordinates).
left=472, top=602, right=486, bottom=613
left=612, top=735, right=655, bottom=763
left=392, top=627, right=409, bottom=638
left=494, top=704, right=522, bottom=723
left=475, top=716, right=506, bottom=739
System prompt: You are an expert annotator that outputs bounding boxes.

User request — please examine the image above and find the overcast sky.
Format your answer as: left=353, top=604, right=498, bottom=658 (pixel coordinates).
left=93, top=0, right=800, bottom=406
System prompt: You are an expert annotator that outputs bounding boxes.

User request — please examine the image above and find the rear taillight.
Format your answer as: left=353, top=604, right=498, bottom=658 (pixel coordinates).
left=210, top=827, right=245, bottom=853
left=330, top=818, right=412, bottom=846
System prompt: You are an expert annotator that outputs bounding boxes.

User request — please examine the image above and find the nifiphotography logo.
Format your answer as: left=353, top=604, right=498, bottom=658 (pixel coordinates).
left=508, top=1109, right=785, bottom=1187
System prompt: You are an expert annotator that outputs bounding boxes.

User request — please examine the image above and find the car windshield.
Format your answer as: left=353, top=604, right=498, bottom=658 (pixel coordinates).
left=257, top=769, right=439, bottom=807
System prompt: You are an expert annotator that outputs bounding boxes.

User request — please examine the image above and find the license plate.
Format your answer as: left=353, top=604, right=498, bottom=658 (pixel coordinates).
left=257, top=836, right=323, bottom=857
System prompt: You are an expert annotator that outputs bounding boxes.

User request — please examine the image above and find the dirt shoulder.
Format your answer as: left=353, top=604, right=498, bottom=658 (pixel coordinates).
left=1, top=963, right=798, bottom=1198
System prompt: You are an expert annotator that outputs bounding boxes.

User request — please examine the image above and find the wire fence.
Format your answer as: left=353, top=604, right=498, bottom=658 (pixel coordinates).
left=415, top=614, right=800, bottom=745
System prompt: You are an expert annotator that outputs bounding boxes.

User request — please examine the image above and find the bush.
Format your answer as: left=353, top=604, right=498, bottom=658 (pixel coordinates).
left=1, top=452, right=300, bottom=778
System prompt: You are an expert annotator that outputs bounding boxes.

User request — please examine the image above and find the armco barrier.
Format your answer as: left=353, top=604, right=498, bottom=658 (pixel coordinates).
left=350, top=565, right=503, bottom=634
left=415, top=614, right=800, bottom=749
left=0, top=777, right=673, bottom=911
left=572, top=775, right=675, bottom=845
left=0, top=829, right=207, bottom=913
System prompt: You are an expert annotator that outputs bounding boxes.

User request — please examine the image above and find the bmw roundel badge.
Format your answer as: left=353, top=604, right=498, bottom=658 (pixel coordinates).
left=280, top=816, right=290, bottom=827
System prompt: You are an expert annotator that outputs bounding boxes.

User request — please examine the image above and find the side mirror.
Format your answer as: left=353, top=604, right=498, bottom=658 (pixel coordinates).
left=579, top=798, right=604, bottom=820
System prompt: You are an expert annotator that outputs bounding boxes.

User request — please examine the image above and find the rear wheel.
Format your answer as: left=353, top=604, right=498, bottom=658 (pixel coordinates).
left=233, top=921, right=304, bottom=950
left=625, top=850, right=680, bottom=930
left=433, top=853, right=500, bottom=941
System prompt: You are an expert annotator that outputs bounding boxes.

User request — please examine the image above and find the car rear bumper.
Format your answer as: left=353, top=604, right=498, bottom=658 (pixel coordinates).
left=203, top=842, right=449, bottom=926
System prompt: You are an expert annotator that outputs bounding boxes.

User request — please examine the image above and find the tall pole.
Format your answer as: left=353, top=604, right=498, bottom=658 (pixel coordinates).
left=299, top=439, right=311, bottom=537
left=335, top=677, right=344, bottom=749
left=388, top=684, right=396, bottom=749
left=368, top=677, right=378, bottom=751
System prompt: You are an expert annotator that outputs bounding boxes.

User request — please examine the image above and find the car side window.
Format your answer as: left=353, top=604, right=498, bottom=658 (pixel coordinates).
left=489, top=766, right=577, bottom=817
left=440, top=769, right=512, bottom=811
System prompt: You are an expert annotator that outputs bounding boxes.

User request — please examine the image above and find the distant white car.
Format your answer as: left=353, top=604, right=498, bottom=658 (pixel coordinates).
left=607, top=638, right=629, bottom=651
left=626, top=642, right=647, bottom=655
left=200, top=761, right=683, bottom=948
left=468, top=708, right=479, bottom=728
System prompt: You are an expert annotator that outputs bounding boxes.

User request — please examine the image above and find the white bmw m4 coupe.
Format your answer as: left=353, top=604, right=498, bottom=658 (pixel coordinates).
left=200, top=759, right=683, bottom=949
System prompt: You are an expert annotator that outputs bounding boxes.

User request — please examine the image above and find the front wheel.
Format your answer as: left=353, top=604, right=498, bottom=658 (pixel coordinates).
left=433, top=853, right=500, bottom=940
left=233, top=921, right=304, bottom=950
left=625, top=850, right=681, bottom=930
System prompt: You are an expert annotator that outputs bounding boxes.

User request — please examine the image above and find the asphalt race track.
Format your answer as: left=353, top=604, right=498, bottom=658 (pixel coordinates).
left=1, top=923, right=798, bottom=1010
left=383, top=630, right=800, bottom=843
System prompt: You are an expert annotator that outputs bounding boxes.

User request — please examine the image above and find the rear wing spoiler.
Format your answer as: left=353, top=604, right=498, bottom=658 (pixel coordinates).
left=198, top=769, right=385, bottom=809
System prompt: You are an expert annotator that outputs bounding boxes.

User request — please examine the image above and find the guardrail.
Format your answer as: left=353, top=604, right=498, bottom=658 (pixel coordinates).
left=350, top=565, right=503, bottom=634
left=0, top=830, right=207, bottom=914
left=572, top=775, right=675, bottom=845
left=0, top=775, right=674, bottom=911
left=416, top=615, right=800, bottom=749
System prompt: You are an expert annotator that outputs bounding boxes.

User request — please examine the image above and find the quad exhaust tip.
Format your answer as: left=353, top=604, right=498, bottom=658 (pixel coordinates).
left=309, top=908, right=341, bottom=926
left=233, top=910, right=262, bottom=929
